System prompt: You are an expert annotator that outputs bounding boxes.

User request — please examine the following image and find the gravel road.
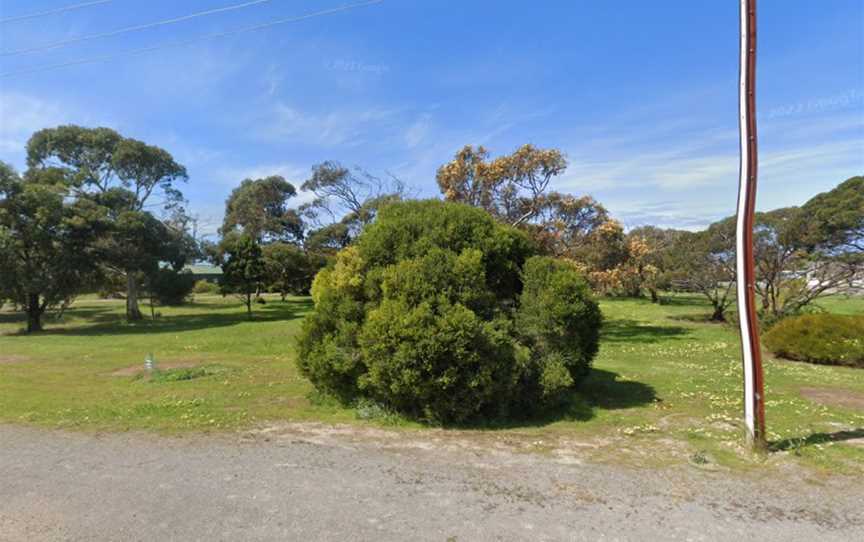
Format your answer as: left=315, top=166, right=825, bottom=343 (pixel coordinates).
left=1, top=424, right=862, bottom=541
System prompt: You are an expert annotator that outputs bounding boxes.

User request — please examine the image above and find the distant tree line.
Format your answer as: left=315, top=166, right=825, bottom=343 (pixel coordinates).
left=2, top=124, right=861, bottom=331
left=209, top=161, right=406, bottom=319
left=435, top=144, right=863, bottom=323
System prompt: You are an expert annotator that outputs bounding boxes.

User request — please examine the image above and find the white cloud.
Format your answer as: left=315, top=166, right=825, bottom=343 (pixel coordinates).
left=255, top=102, right=401, bottom=147
left=404, top=114, right=432, bottom=148
left=0, top=91, right=118, bottom=168
left=613, top=200, right=733, bottom=231
left=0, top=93, right=65, bottom=162
left=214, top=162, right=310, bottom=187
left=553, top=109, right=863, bottom=230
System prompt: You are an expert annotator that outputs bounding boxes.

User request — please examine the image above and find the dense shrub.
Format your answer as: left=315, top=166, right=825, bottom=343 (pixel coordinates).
left=148, top=269, right=195, bottom=306
left=763, top=314, right=864, bottom=368
left=297, top=200, right=602, bottom=423
left=192, top=280, right=220, bottom=294
left=516, top=256, right=603, bottom=405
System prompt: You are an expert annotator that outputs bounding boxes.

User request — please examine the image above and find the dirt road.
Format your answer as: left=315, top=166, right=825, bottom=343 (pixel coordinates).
left=1, top=424, right=861, bottom=541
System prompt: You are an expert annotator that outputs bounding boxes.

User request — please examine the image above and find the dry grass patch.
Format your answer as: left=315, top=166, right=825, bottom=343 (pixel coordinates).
left=800, top=387, right=864, bottom=412
left=0, top=355, right=30, bottom=364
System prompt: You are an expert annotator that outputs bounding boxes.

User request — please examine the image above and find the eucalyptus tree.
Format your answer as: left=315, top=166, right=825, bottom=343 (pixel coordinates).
left=301, top=161, right=404, bottom=225
left=799, top=176, right=863, bottom=253
left=300, top=162, right=404, bottom=249
left=667, top=226, right=736, bottom=321
left=88, top=188, right=191, bottom=320
left=670, top=177, right=863, bottom=322
left=262, top=242, right=311, bottom=300
left=436, top=144, right=568, bottom=227
left=435, top=144, right=612, bottom=263
left=27, top=126, right=187, bottom=210
left=220, top=175, right=303, bottom=243
left=26, top=125, right=188, bottom=320
left=626, top=226, right=687, bottom=302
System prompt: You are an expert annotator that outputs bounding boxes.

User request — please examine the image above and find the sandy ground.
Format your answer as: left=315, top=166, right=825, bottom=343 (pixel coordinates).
left=1, top=423, right=862, bottom=541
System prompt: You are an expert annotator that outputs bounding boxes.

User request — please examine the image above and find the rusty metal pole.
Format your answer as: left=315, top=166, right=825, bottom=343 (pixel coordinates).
left=736, top=0, right=767, bottom=449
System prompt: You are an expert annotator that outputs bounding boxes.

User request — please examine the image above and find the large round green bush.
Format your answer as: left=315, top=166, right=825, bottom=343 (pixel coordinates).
left=763, top=313, right=864, bottom=368
left=297, top=200, right=602, bottom=423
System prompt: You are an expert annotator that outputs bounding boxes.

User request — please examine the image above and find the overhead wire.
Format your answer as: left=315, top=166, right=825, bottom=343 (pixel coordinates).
left=0, top=0, right=384, bottom=79
left=0, top=0, right=114, bottom=24
left=2, top=0, right=275, bottom=56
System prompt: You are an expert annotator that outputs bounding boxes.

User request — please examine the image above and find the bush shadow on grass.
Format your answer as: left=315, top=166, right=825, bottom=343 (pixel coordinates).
left=453, top=368, right=658, bottom=430
left=602, top=318, right=690, bottom=344
left=769, top=428, right=864, bottom=452
left=4, top=298, right=313, bottom=337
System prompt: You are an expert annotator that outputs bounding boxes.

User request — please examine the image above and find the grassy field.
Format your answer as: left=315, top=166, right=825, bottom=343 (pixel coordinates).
left=1, top=293, right=862, bottom=473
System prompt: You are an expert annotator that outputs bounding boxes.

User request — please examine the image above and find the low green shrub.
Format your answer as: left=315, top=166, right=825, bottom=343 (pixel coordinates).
left=726, top=303, right=822, bottom=332
left=297, top=200, right=602, bottom=424
left=148, top=269, right=195, bottom=306
left=192, top=280, right=220, bottom=295
left=137, top=364, right=231, bottom=382
left=763, top=313, right=864, bottom=368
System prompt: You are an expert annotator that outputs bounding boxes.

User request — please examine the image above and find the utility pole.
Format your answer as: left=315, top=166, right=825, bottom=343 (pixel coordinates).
left=736, top=0, right=767, bottom=448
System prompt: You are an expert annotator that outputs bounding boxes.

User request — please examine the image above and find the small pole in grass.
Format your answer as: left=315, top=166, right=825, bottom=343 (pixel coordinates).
left=144, top=352, right=156, bottom=374
left=736, top=0, right=767, bottom=449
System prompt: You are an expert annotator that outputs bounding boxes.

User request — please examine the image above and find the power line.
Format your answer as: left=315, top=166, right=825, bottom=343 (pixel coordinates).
left=0, top=0, right=384, bottom=79
left=3, top=0, right=274, bottom=56
left=0, top=0, right=114, bottom=24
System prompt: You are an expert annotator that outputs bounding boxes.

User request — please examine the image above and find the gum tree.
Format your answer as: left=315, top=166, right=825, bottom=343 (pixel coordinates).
left=26, top=126, right=188, bottom=320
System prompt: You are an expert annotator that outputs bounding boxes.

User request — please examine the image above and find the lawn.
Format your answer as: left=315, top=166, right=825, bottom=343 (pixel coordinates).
left=1, top=293, right=862, bottom=473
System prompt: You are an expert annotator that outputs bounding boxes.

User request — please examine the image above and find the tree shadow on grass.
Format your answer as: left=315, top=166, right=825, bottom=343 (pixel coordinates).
left=454, top=369, right=658, bottom=430
left=4, top=298, right=313, bottom=337
left=769, top=428, right=864, bottom=452
left=1, top=305, right=121, bottom=332
left=656, top=294, right=711, bottom=307
left=602, top=318, right=690, bottom=344
left=668, top=313, right=728, bottom=324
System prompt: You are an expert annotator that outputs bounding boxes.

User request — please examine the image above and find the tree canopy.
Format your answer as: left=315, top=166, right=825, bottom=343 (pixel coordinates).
left=436, top=144, right=568, bottom=227
left=799, top=176, right=863, bottom=252
left=221, top=176, right=302, bottom=243
left=220, top=234, right=266, bottom=320
left=0, top=163, right=100, bottom=331
left=24, top=125, right=191, bottom=321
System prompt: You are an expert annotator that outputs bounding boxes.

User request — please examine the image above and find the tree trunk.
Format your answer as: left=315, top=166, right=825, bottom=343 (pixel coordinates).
left=761, top=284, right=771, bottom=310
left=710, top=303, right=726, bottom=322
left=649, top=288, right=659, bottom=304
left=245, top=292, right=253, bottom=320
left=26, top=293, right=43, bottom=333
left=126, top=272, right=144, bottom=321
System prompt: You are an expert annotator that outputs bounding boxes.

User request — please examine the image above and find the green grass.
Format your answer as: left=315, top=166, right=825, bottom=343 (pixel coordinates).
left=812, top=294, right=864, bottom=315
left=0, top=295, right=358, bottom=431
left=1, top=292, right=862, bottom=473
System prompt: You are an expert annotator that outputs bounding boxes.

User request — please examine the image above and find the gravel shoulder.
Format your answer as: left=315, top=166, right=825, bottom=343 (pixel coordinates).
left=1, top=424, right=862, bottom=541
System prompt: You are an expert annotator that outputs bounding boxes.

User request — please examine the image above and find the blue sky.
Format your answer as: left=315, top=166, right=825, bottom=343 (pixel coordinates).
left=1, top=0, right=862, bottom=237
